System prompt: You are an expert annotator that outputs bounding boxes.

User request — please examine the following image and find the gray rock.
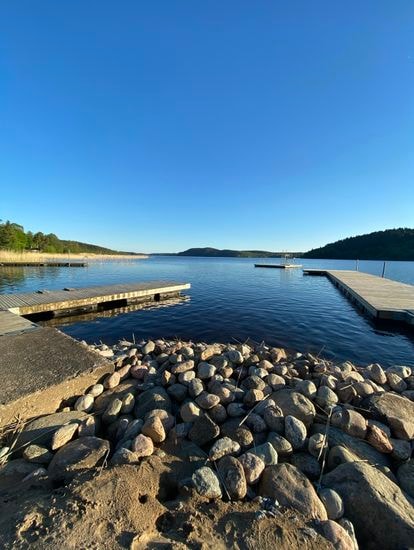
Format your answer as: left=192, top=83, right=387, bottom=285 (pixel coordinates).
left=209, top=437, right=240, bottom=461
left=120, top=392, right=135, bottom=414
left=189, top=414, right=220, bottom=446
left=312, top=423, right=391, bottom=468
left=16, top=411, right=88, bottom=448
left=387, top=365, right=411, bottom=379
left=131, top=434, right=154, bottom=456
left=308, top=433, right=325, bottom=458
left=217, top=456, right=247, bottom=499
left=259, top=463, right=327, bottom=520
left=390, top=438, right=411, bottom=462
left=291, top=452, right=321, bottom=480
left=397, top=460, right=414, bottom=499
left=319, top=520, right=355, bottom=550
left=248, top=442, right=278, bottom=466
left=102, top=398, right=122, bottom=424
left=331, top=408, right=367, bottom=439
left=167, top=383, right=188, bottom=402
left=363, top=393, right=414, bottom=440
left=48, top=437, right=109, bottom=479
left=323, top=462, right=414, bottom=549
left=220, top=419, right=254, bottom=448
left=387, top=372, right=407, bottom=393
left=244, top=413, right=267, bottom=433
left=227, top=403, right=246, bottom=417
left=124, top=419, right=143, bottom=440
left=22, top=444, right=53, bottom=464
left=110, top=448, right=141, bottom=465
left=198, top=362, right=216, bottom=379
left=315, top=386, right=338, bottom=410
left=51, top=423, right=79, bottom=450
left=227, top=350, right=244, bottom=364
left=366, top=363, right=387, bottom=385
left=271, top=389, right=315, bottom=427
left=180, top=401, right=202, bottom=422
left=238, top=452, right=265, bottom=484
left=196, top=391, right=220, bottom=410
left=192, top=466, right=222, bottom=498
left=88, top=383, right=104, bottom=397
left=134, top=386, right=171, bottom=419
left=285, top=415, right=307, bottom=450
left=318, top=487, right=344, bottom=520
left=295, top=380, right=317, bottom=399
left=188, top=378, right=204, bottom=398
left=267, top=433, right=293, bottom=457
left=74, top=394, right=94, bottom=412
left=209, top=404, right=227, bottom=424
left=142, top=340, right=155, bottom=355
left=263, top=405, right=285, bottom=433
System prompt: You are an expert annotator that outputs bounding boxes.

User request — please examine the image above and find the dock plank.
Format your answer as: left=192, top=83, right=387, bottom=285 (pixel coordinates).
left=0, top=281, right=191, bottom=316
left=303, top=269, right=414, bottom=325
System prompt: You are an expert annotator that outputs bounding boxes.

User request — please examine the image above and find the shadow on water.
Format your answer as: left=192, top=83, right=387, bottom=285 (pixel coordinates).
left=32, top=296, right=190, bottom=328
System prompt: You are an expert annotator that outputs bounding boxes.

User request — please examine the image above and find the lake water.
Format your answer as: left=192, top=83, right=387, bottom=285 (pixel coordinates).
left=1, top=257, right=414, bottom=367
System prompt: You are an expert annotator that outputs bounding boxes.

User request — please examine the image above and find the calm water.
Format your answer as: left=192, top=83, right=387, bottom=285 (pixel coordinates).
left=1, top=257, right=414, bottom=367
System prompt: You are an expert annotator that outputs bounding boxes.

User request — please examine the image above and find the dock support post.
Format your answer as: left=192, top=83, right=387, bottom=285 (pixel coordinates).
left=356, top=259, right=359, bottom=271
left=381, top=261, right=386, bottom=278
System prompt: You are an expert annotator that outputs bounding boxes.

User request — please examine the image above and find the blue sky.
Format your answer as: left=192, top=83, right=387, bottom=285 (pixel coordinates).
left=1, top=2, right=413, bottom=253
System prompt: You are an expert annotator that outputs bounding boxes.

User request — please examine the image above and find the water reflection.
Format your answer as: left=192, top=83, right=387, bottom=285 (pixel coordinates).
left=36, top=295, right=190, bottom=328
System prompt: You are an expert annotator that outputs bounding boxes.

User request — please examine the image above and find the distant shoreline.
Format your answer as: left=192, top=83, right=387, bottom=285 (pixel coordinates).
left=0, top=250, right=148, bottom=263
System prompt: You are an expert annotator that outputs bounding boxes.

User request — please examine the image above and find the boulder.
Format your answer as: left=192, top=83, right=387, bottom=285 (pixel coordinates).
left=363, top=393, right=414, bottom=440
left=319, top=520, right=355, bottom=550
left=134, top=387, right=171, bottom=419
left=259, top=463, right=327, bottom=520
left=217, top=456, right=247, bottom=500
left=48, top=437, right=110, bottom=479
left=189, top=414, right=220, bottom=446
left=192, top=466, right=222, bottom=499
left=312, top=424, right=391, bottom=468
left=16, top=411, right=88, bottom=448
left=323, top=462, right=414, bottom=549
left=397, top=460, right=414, bottom=499
left=271, top=389, right=315, bottom=427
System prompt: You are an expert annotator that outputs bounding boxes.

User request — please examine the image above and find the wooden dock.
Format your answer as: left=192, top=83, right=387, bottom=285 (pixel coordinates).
left=303, top=269, right=414, bottom=326
left=0, top=281, right=191, bottom=318
left=255, top=264, right=303, bottom=269
left=0, top=262, right=88, bottom=267
left=0, top=280, right=191, bottom=426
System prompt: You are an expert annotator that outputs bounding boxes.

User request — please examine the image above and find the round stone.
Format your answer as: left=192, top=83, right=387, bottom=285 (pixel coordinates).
left=285, top=415, right=307, bottom=450
left=238, top=452, right=265, bottom=484
left=319, top=487, right=344, bottom=520
left=192, top=466, right=222, bottom=499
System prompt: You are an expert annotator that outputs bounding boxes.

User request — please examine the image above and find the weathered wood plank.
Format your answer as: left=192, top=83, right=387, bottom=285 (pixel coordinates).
left=0, top=281, right=191, bottom=316
left=303, top=269, right=414, bottom=325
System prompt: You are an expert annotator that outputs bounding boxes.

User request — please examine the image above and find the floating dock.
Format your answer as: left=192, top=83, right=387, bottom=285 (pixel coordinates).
left=0, top=281, right=191, bottom=426
left=255, top=264, right=303, bottom=269
left=303, top=269, right=414, bottom=326
left=0, top=281, right=191, bottom=318
left=0, top=261, right=87, bottom=267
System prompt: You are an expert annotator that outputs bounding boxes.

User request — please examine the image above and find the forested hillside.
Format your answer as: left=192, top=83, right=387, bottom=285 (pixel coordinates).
left=303, top=228, right=414, bottom=260
left=0, top=220, right=136, bottom=255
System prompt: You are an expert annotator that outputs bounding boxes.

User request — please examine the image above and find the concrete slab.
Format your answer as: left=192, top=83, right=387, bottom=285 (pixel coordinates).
left=0, top=327, right=113, bottom=427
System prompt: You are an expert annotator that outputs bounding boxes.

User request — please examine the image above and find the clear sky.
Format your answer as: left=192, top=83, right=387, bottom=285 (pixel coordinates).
left=1, top=2, right=413, bottom=253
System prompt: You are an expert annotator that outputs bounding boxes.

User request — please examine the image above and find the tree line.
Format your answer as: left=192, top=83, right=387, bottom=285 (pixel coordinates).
left=0, top=220, right=133, bottom=255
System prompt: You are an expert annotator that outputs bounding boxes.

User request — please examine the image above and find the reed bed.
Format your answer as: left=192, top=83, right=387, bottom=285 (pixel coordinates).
left=0, top=250, right=148, bottom=263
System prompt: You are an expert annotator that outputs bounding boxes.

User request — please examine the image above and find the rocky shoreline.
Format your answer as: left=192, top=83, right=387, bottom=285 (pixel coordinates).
left=1, top=338, right=414, bottom=549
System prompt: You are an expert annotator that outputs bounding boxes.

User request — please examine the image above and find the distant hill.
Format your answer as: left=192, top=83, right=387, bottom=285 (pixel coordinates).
left=303, top=228, right=414, bottom=261
left=176, top=247, right=302, bottom=258
left=0, top=220, right=139, bottom=255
